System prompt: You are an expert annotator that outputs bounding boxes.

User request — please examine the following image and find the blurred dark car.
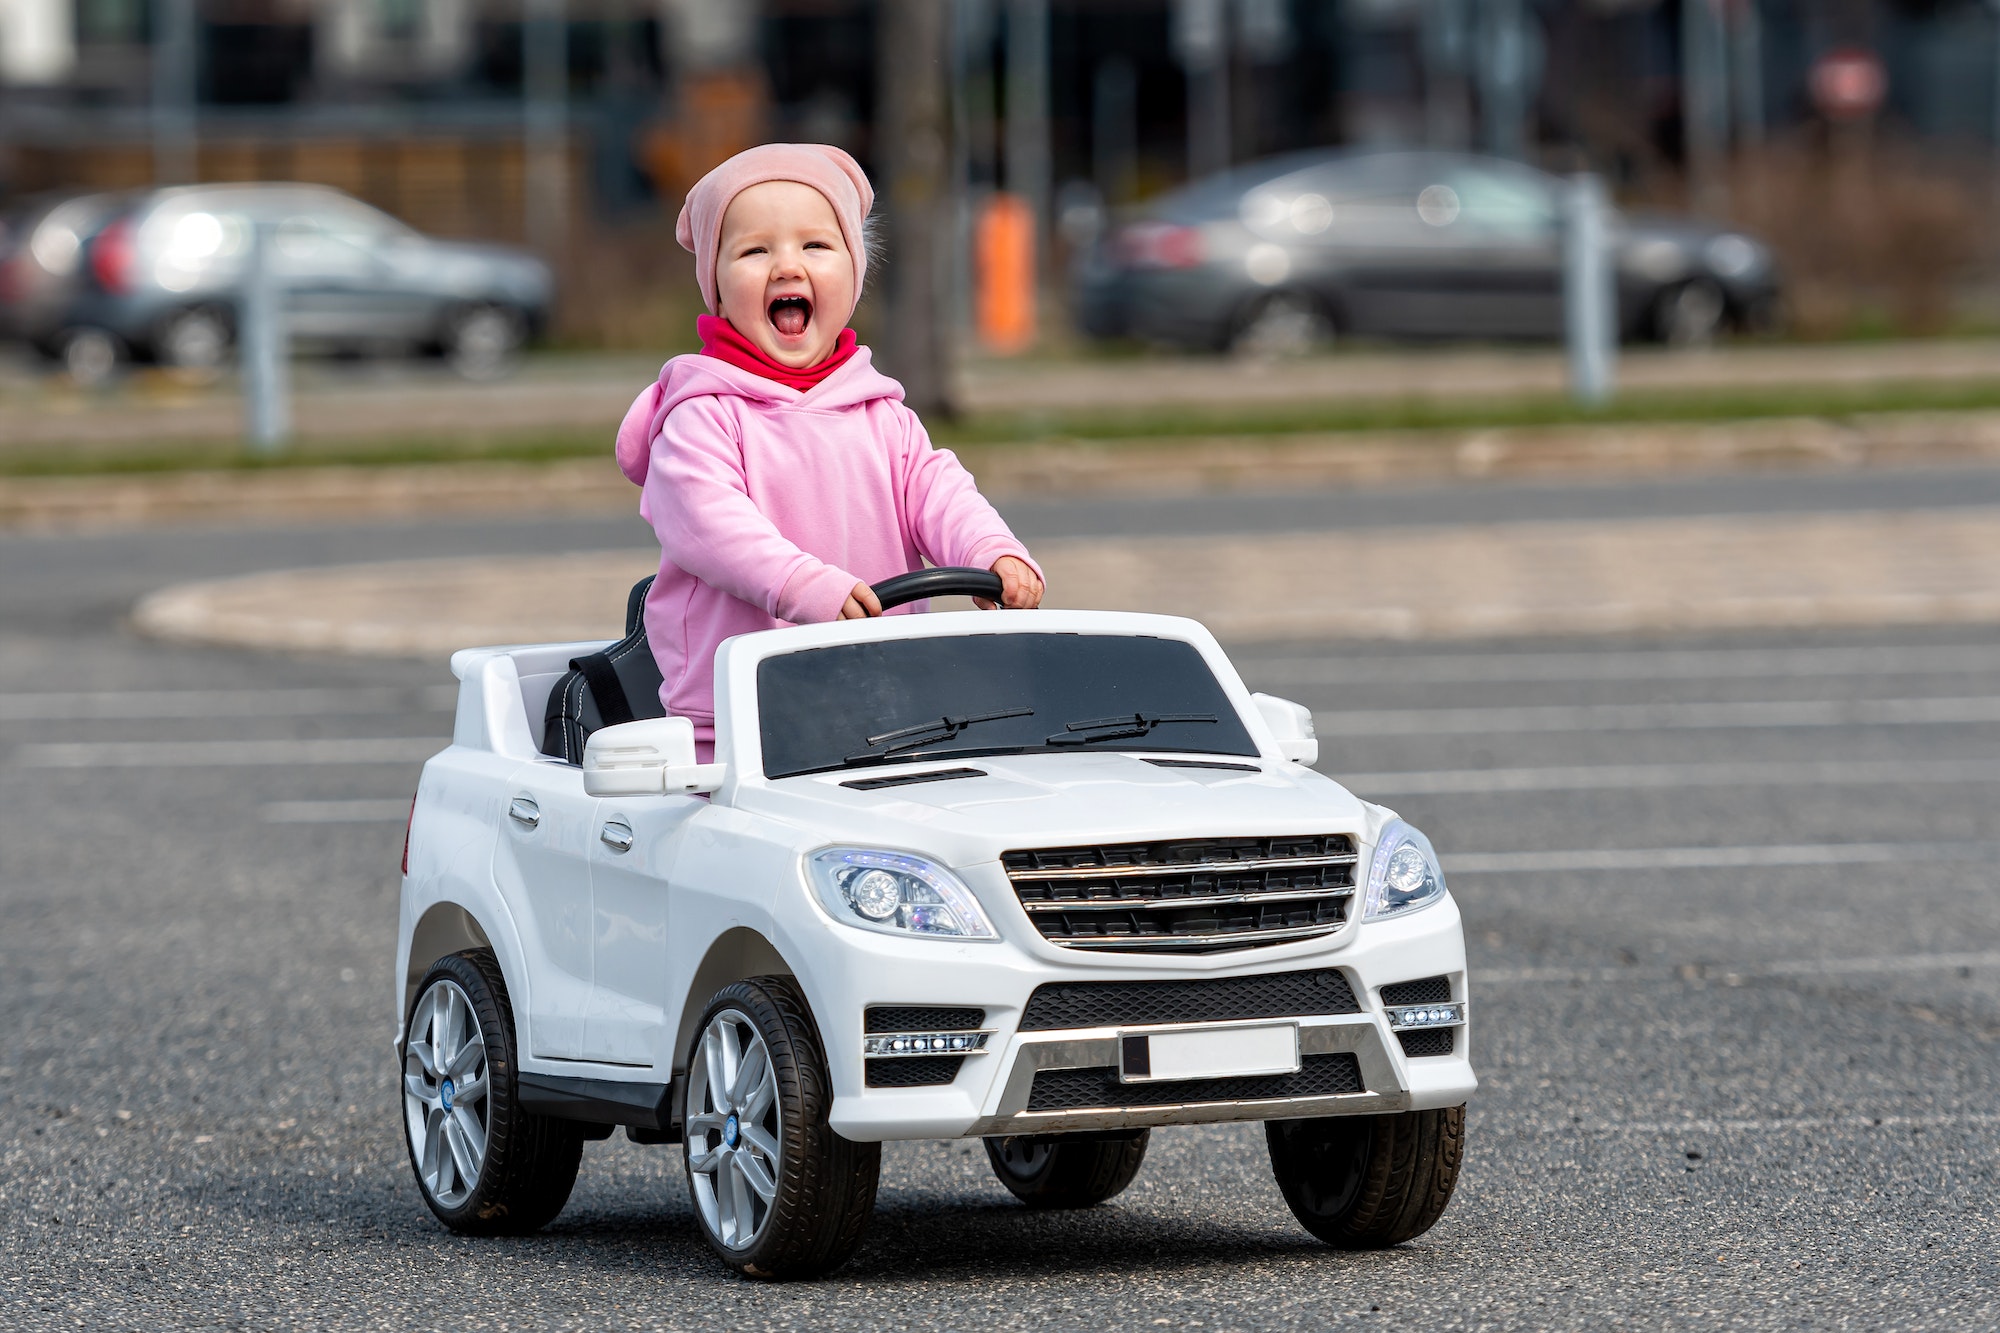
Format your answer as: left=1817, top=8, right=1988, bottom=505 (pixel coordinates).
left=1075, top=150, right=1781, bottom=355
left=0, top=191, right=129, bottom=349
left=32, top=183, right=552, bottom=382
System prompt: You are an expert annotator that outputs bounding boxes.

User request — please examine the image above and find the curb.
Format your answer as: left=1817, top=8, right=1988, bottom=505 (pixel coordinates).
left=133, top=507, right=2000, bottom=659
left=12, top=408, right=2000, bottom=533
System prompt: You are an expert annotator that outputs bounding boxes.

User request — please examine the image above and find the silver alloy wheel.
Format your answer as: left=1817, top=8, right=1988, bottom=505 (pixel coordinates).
left=1232, top=291, right=1331, bottom=359
left=160, top=308, right=230, bottom=372
left=1663, top=279, right=1726, bottom=348
left=403, top=978, right=490, bottom=1209
left=61, top=327, right=120, bottom=387
left=445, top=306, right=522, bottom=380
left=686, top=1007, right=782, bottom=1250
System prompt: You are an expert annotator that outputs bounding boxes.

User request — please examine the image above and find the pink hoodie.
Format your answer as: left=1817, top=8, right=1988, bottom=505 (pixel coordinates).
left=615, top=346, right=1042, bottom=742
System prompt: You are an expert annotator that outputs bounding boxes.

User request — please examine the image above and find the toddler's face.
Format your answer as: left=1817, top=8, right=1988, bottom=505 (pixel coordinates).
left=715, top=181, right=856, bottom=369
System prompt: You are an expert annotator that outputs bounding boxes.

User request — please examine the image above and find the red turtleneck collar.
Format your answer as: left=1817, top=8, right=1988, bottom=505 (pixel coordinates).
left=697, top=313, right=858, bottom=391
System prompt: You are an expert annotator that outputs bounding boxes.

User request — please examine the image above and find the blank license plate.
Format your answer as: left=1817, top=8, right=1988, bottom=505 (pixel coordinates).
left=1119, top=1023, right=1300, bottom=1084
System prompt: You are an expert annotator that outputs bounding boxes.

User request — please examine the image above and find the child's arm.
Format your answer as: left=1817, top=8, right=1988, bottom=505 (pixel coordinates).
left=896, top=408, right=1045, bottom=608
left=646, top=398, right=866, bottom=624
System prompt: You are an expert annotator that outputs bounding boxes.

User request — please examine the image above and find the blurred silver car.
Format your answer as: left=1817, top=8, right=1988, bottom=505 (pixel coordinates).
left=32, top=183, right=551, bottom=382
left=1075, top=150, right=1780, bottom=355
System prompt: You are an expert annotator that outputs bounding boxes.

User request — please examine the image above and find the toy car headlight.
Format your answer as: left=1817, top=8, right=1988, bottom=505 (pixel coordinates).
left=808, top=849, right=997, bottom=941
left=1363, top=820, right=1447, bottom=920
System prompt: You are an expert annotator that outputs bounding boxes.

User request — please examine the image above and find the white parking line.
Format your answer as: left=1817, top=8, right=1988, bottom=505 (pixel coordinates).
left=1558, top=1111, right=2000, bottom=1137
left=1482, top=950, right=2000, bottom=985
left=1345, top=758, right=2000, bottom=796
left=1245, top=643, right=2000, bottom=686
left=261, top=800, right=413, bottom=824
left=0, top=687, right=456, bottom=721
left=1315, top=696, right=2000, bottom=736
left=15, top=739, right=443, bottom=767
left=1446, top=841, right=2000, bottom=873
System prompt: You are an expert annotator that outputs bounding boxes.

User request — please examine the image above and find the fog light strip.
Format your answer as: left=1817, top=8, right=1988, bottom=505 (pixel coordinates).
left=1386, top=1003, right=1465, bottom=1030
left=864, top=1031, right=993, bottom=1057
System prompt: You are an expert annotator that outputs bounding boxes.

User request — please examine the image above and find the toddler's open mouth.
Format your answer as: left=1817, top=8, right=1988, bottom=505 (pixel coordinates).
left=769, top=295, right=812, bottom=338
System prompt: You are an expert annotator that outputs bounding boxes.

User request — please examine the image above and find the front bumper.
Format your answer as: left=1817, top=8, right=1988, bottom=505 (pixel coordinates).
left=819, top=898, right=1474, bottom=1141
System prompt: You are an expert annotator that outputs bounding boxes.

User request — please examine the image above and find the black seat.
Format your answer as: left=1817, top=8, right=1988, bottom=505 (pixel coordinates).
left=540, top=575, right=666, bottom=763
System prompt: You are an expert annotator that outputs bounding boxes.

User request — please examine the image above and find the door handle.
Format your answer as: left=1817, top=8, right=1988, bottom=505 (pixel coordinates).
left=508, top=795, right=541, bottom=828
left=600, top=818, right=634, bottom=853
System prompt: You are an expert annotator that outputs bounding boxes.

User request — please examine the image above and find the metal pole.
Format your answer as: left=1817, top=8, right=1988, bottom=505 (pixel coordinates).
left=1173, top=0, right=1229, bottom=179
left=1004, top=0, right=1050, bottom=260
left=1478, top=0, right=1527, bottom=159
left=151, top=0, right=197, bottom=184
left=878, top=0, right=954, bottom=417
left=1681, top=0, right=1729, bottom=214
left=242, top=221, right=290, bottom=453
left=523, top=0, right=568, bottom=255
left=1730, top=0, right=1764, bottom=149
left=1563, top=173, right=1615, bottom=406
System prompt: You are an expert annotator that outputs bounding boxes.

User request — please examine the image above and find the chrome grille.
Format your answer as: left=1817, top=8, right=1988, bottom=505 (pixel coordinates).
left=1003, top=835, right=1358, bottom=954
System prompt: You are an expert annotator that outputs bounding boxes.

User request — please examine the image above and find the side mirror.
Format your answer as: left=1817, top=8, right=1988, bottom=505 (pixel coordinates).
left=1251, top=693, right=1318, bottom=766
left=583, top=717, right=727, bottom=796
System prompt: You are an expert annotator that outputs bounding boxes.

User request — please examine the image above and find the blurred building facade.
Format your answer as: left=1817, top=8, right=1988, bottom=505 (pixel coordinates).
left=4, top=0, right=1996, bottom=338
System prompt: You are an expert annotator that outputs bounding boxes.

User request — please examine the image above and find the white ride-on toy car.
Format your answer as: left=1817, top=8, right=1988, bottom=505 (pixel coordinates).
left=397, top=568, right=1473, bottom=1277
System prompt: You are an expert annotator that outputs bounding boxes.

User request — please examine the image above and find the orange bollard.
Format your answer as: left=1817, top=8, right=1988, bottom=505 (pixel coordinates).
left=976, top=193, right=1036, bottom=354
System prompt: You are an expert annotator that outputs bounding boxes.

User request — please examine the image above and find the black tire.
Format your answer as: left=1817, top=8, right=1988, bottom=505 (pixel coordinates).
left=402, top=949, right=583, bottom=1236
left=983, top=1130, right=1149, bottom=1208
left=1265, top=1106, right=1465, bottom=1249
left=683, top=977, right=880, bottom=1280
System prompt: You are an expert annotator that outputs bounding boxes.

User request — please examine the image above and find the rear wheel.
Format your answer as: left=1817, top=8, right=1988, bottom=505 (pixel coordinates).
left=157, top=306, right=232, bottom=377
left=58, top=326, right=123, bottom=387
left=1266, top=1106, right=1464, bottom=1248
left=1655, top=278, right=1727, bottom=347
left=442, top=304, right=524, bottom=380
left=402, top=950, right=583, bottom=1235
left=984, top=1129, right=1149, bottom=1208
left=684, top=977, right=879, bottom=1279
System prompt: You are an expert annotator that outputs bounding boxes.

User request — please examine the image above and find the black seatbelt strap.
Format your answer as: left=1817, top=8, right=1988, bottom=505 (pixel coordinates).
left=570, top=653, right=636, bottom=729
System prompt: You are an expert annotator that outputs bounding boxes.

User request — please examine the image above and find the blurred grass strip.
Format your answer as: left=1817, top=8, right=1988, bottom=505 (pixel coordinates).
left=10, top=377, right=2000, bottom=478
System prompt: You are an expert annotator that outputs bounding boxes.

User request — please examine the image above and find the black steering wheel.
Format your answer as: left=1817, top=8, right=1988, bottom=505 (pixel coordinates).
left=870, top=566, right=1005, bottom=612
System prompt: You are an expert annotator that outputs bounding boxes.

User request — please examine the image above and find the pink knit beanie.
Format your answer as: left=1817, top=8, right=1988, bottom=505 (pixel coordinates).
left=674, top=143, right=874, bottom=315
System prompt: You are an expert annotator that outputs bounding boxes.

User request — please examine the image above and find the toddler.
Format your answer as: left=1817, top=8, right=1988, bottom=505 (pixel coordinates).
left=614, top=142, right=1044, bottom=752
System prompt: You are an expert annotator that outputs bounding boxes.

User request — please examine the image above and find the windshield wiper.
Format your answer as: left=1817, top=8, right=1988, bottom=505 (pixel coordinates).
left=844, top=706, right=1035, bottom=764
left=1046, top=712, right=1219, bottom=746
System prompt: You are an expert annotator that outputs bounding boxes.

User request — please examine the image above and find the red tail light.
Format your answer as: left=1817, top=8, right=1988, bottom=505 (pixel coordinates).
left=0, top=256, right=21, bottom=303
left=401, top=793, right=418, bottom=877
left=89, top=219, right=136, bottom=295
left=1115, top=222, right=1206, bottom=270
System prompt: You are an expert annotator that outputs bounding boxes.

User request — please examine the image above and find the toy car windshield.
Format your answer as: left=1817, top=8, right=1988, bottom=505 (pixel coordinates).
left=756, top=632, right=1259, bottom=778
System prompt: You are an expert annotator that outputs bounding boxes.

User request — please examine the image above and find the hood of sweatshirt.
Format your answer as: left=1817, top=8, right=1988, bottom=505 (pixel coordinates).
left=615, top=346, right=906, bottom=485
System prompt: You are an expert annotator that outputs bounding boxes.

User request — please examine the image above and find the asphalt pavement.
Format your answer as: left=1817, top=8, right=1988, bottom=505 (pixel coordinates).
left=3, top=471, right=1997, bottom=1329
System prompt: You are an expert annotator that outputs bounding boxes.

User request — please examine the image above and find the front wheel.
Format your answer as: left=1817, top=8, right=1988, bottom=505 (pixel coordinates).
left=1228, top=290, right=1334, bottom=359
left=402, top=950, right=583, bottom=1234
left=984, top=1129, right=1149, bottom=1208
left=684, top=978, right=880, bottom=1279
left=1265, top=1106, right=1465, bottom=1248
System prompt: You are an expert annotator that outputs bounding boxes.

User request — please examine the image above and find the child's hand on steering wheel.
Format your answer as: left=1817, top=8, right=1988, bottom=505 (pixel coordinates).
left=838, top=582, right=885, bottom=619
left=978, top=555, right=1044, bottom=610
